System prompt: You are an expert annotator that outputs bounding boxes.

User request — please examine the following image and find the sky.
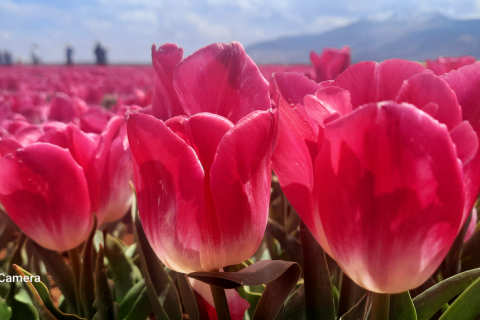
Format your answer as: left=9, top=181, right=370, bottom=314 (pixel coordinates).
left=1, top=0, right=480, bottom=63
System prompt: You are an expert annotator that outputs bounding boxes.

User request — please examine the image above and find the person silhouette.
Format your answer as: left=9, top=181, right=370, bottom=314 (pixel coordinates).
left=94, top=42, right=107, bottom=65
left=0, top=51, right=4, bottom=65
left=4, top=51, right=12, bottom=65
left=66, top=46, right=74, bottom=65
left=31, top=44, right=41, bottom=65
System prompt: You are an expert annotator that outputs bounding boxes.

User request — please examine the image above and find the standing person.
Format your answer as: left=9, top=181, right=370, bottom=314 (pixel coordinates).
left=4, top=51, right=12, bottom=65
left=0, top=51, right=4, bottom=65
left=31, top=44, right=41, bottom=65
left=66, top=45, right=74, bottom=65
left=94, top=42, right=107, bottom=65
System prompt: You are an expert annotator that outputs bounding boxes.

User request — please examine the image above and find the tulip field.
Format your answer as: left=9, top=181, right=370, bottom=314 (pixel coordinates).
left=0, top=41, right=480, bottom=320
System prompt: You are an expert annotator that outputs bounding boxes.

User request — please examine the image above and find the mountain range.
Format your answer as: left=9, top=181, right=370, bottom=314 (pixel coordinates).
left=246, top=12, right=480, bottom=63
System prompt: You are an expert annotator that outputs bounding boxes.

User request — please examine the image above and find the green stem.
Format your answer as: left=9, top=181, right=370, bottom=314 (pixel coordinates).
left=300, top=221, right=335, bottom=320
left=371, top=292, right=390, bottom=320
left=68, top=246, right=83, bottom=315
left=210, top=283, right=231, bottom=320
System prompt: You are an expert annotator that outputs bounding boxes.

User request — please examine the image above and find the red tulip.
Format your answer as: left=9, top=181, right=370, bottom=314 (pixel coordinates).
left=0, top=143, right=92, bottom=251
left=272, top=59, right=478, bottom=293
left=151, top=42, right=270, bottom=123
left=127, top=111, right=275, bottom=272
left=309, top=46, right=351, bottom=83
left=426, top=56, right=476, bottom=75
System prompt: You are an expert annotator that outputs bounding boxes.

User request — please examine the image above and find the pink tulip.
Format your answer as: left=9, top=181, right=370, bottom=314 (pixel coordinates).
left=0, top=143, right=92, bottom=251
left=127, top=111, right=275, bottom=273
left=151, top=42, right=270, bottom=123
left=465, top=209, right=478, bottom=243
left=272, top=59, right=478, bottom=293
left=40, top=117, right=133, bottom=224
left=309, top=46, right=351, bottom=83
left=426, top=56, right=476, bottom=75
left=190, top=278, right=249, bottom=320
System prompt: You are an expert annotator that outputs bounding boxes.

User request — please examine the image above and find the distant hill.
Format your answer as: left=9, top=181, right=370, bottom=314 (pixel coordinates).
left=246, top=13, right=480, bottom=63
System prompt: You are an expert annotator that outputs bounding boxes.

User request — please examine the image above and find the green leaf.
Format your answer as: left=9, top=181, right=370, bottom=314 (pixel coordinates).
left=461, top=222, right=480, bottom=271
left=32, top=242, right=77, bottom=313
left=413, top=268, right=480, bottom=320
left=438, top=276, right=480, bottom=320
left=122, top=286, right=151, bottom=320
left=276, top=284, right=306, bottom=320
left=0, top=296, right=12, bottom=320
left=338, top=273, right=367, bottom=318
left=131, top=187, right=181, bottom=320
left=104, top=234, right=140, bottom=303
left=177, top=272, right=204, bottom=320
left=14, top=265, right=84, bottom=320
left=238, top=287, right=262, bottom=319
left=9, top=286, right=39, bottom=320
left=81, top=215, right=98, bottom=320
left=118, top=279, right=149, bottom=319
left=339, top=293, right=369, bottom=320
left=92, top=245, right=115, bottom=320
left=390, top=292, right=416, bottom=320
left=300, top=222, right=335, bottom=320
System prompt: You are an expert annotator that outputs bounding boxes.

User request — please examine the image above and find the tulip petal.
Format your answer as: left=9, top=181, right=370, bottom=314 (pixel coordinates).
left=210, top=110, right=275, bottom=267
left=332, top=60, right=428, bottom=108
left=315, top=102, right=465, bottom=293
left=0, top=143, right=92, bottom=251
left=273, top=72, right=321, bottom=107
left=174, top=42, right=270, bottom=123
left=396, top=73, right=462, bottom=130
left=450, top=121, right=478, bottom=166
left=310, top=46, right=351, bottom=82
left=151, top=43, right=185, bottom=120
left=127, top=113, right=204, bottom=273
left=442, top=62, right=480, bottom=216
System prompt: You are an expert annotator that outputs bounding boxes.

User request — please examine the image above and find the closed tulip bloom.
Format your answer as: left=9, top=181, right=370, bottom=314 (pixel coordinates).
left=127, top=111, right=275, bottom=273
left=309, top=46, right=351, bottom=83
left=0, top=143, right=92, bottom=251
left=272, top=59, right=479, bottom=293
left=39, top=116, right=133, bottom=224
left=151, top=42, right=270, bottom=123
left=426, top=55, right=476, bottom=75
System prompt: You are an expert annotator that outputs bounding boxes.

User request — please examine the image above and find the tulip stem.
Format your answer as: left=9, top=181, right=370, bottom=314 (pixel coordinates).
left=300, top=221, right=335, bottom=320
left=371, top=292, right=390, bottom=320
left=210, top=284, right=231, bottom=320
left=68, top=246, right=82, bottom=315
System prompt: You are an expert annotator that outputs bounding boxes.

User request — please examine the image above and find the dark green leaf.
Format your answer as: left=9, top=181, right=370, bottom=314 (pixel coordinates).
left=9, top=286, right=39, bottom=320
left=339, top=293, right=369, bottom=320
left=237, top=286, right=262, bottom=319
left=0, top=296, right=12, bottom=320
left=438, top=276, right=480, bottom=320
left=14, top=265, right=84, bottom=320
left=118, top=279, right=145, bottom=319
left=413, top=268, right=480, bottom=320
left=32, top=242, right=77, bottom=312
left=390, top=291, right=416, bottom=320
left=104, top=234, right=139, bottom=303
left=461, top=223, right=480, bottom=271
left=123, top=286, right=151, bottom=320
left=178, top=273, right=206, bottom=320
left=443, top=211, right=471, bottom=277
left=81, top=215, right=97, bottom=320
left=266, top=219, right=302, bottom=266
left=276, top=284, right=306, bottom=320
left=131, top=187, right=180, bottom=320
left=338, top=273, right=367, bottom=318
left=300, top=222, right=335, bottom=320
left=92, top=245, right=115, bottom=320
left=188, top=260, right=301, bottom=320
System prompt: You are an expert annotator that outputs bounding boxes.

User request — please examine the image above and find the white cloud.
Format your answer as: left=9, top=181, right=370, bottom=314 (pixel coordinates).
left=118, top=10, right=158, bottom=25
left=185, top=12, right=231, bottom=39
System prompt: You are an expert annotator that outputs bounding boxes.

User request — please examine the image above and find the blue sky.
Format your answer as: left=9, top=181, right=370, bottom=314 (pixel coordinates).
left=1, top=0, right=480, bottom=63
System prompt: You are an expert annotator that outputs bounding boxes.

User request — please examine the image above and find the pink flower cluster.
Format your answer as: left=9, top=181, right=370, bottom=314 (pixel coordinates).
left=0, top=40, right=479, bottom=318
